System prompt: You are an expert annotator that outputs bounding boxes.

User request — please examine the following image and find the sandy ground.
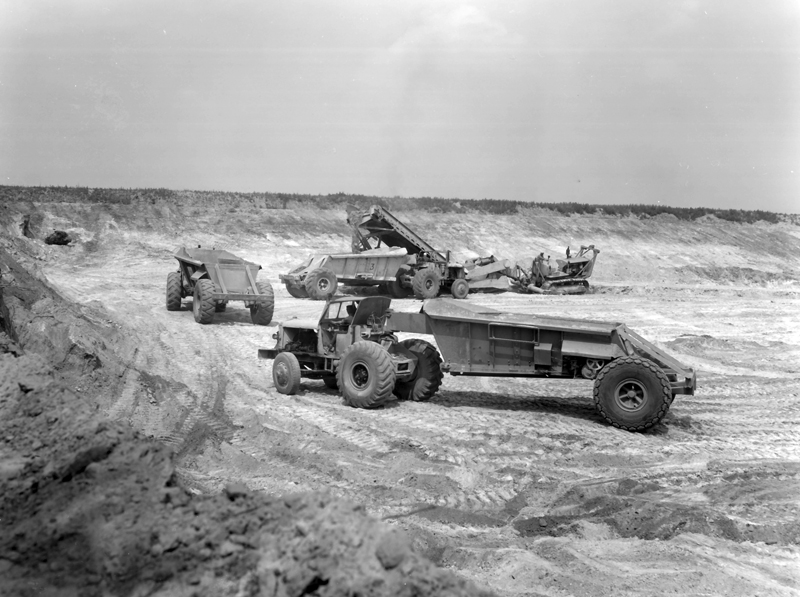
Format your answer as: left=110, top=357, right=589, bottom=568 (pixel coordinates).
left=3, top=194, right=800, bottom=596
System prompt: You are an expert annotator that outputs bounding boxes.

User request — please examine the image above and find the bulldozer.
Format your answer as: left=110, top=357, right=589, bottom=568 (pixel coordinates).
left=469, top=245, right=600, bottom=295
left=527, top=245, right=600, bottom=293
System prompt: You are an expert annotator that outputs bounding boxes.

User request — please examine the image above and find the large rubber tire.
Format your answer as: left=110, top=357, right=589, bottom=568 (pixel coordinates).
left=393, top=339, right=443, bottom=402
left=192, top=279, right=216, bottom=324
left=322, top=375, right=339, bottom=390
left=305, top=268, right=338, bottom=301
left=250, top=281, right=275, bottom=325
left=337, top=341, right=397, bottom=408
left=273, top=352, right=301, bottom=395
left=285, top=282, right=309, bottom=299
left=166, top=271, right=182, bottom=311
left=450, top=278, right=469, bottom=300
left=593, top=356, right=673, bottom=431
left=412, top=268, right=441, bottom=299
left=389, top=267, right=413, bottom=299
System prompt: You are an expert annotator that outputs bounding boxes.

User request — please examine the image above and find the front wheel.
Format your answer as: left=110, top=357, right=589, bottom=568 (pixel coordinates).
left=593, top=356, right=673, bottom=431
left=305, top=268, right=338, bottom=301
left=393, top=339, right=443, bottom=401
left=166, top=271, right=182, bottom=311
left=273, top=352, right=301, bottom=395
left=450, top=278, right=469, bottom=300
left=285, top=282, right=309, bottom=299
left=250, top=281, right=275, bottom=325
left=192, top=279, right=216, bottom=324
left=337, top=341, right=396, bottom=408
left=412, top=268, right=441, bottom=299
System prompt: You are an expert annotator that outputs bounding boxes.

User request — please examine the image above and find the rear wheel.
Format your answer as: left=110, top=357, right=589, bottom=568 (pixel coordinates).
left=394, top=339, right=443, bottom=401
left=192, top=279, right=216, bottom=324
left=166, top=271, right=182, bottom=311
left=593, top=356, right=672, bottom=431
left=322, top=375, right=339, bottom=390
left=337, top=341, right=396, bottom=408
left=450, top=278, right=469, bottom=300
left=285, top=282, right=309, bottom=299
left=305, top=268, right=338, bottom=300
left=273, top=352, right=301, bottom=395
left=250, top=281, right=275, bottom=325
left=412, top=268, right=441, bottom=299
left=389, top=267, right=413, bottom=299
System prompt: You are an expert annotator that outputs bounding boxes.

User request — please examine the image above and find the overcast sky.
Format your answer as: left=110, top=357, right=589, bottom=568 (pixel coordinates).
left=1, top=0, right=798, bottom=212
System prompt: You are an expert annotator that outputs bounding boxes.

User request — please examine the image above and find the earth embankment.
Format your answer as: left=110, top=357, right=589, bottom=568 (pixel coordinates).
left=5, top=189, right=799, bottom=289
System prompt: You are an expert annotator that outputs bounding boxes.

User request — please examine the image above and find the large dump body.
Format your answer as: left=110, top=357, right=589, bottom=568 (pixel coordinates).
left=168, top=246, right=274, bottom=326
left=388, top=299, right=695, bottom=396
left=174, top=247, right=263, bottom=299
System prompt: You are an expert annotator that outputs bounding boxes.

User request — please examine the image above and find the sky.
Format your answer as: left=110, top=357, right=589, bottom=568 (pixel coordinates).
left=1, top=0, right=798, bottom=213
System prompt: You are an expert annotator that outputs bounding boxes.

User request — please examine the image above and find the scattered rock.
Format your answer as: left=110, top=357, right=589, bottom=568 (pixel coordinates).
left=44, top=230, right=71, bottom=246
left=375, top=528, right=411, bottom=570
left=224, top=482, right=249, bottom=501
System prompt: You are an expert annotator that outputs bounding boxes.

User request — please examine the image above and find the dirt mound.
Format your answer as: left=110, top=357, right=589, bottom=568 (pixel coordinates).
left=0, top=352, right=489, bottom=596
left=0, top=246, right=128, bottom=402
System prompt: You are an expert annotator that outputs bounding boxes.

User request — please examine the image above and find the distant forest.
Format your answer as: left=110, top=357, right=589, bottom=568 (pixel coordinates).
left=1, top=185, right=794, bottom=225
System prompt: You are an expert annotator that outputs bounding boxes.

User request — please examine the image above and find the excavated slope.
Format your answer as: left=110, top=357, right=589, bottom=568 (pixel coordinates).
left=4, top=189, right=799, bottom=289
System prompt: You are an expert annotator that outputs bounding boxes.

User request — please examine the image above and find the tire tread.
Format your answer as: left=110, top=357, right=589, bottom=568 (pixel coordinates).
left=250, top=280, right=275, bottom=325
left=412, top=268, right=441, bottom=299
left=394, top=339, right=444, bottom=401
left=273, top=352, right=302, bottom=394
left=337, top=341, right=396, bottom=408
left=193, top=279, right=216, bottom=324
left=593, top=356, right=672, bottom=431
left=166, top=271, right=182, bottom=311
left=305, top=268, right=338, bottom=300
